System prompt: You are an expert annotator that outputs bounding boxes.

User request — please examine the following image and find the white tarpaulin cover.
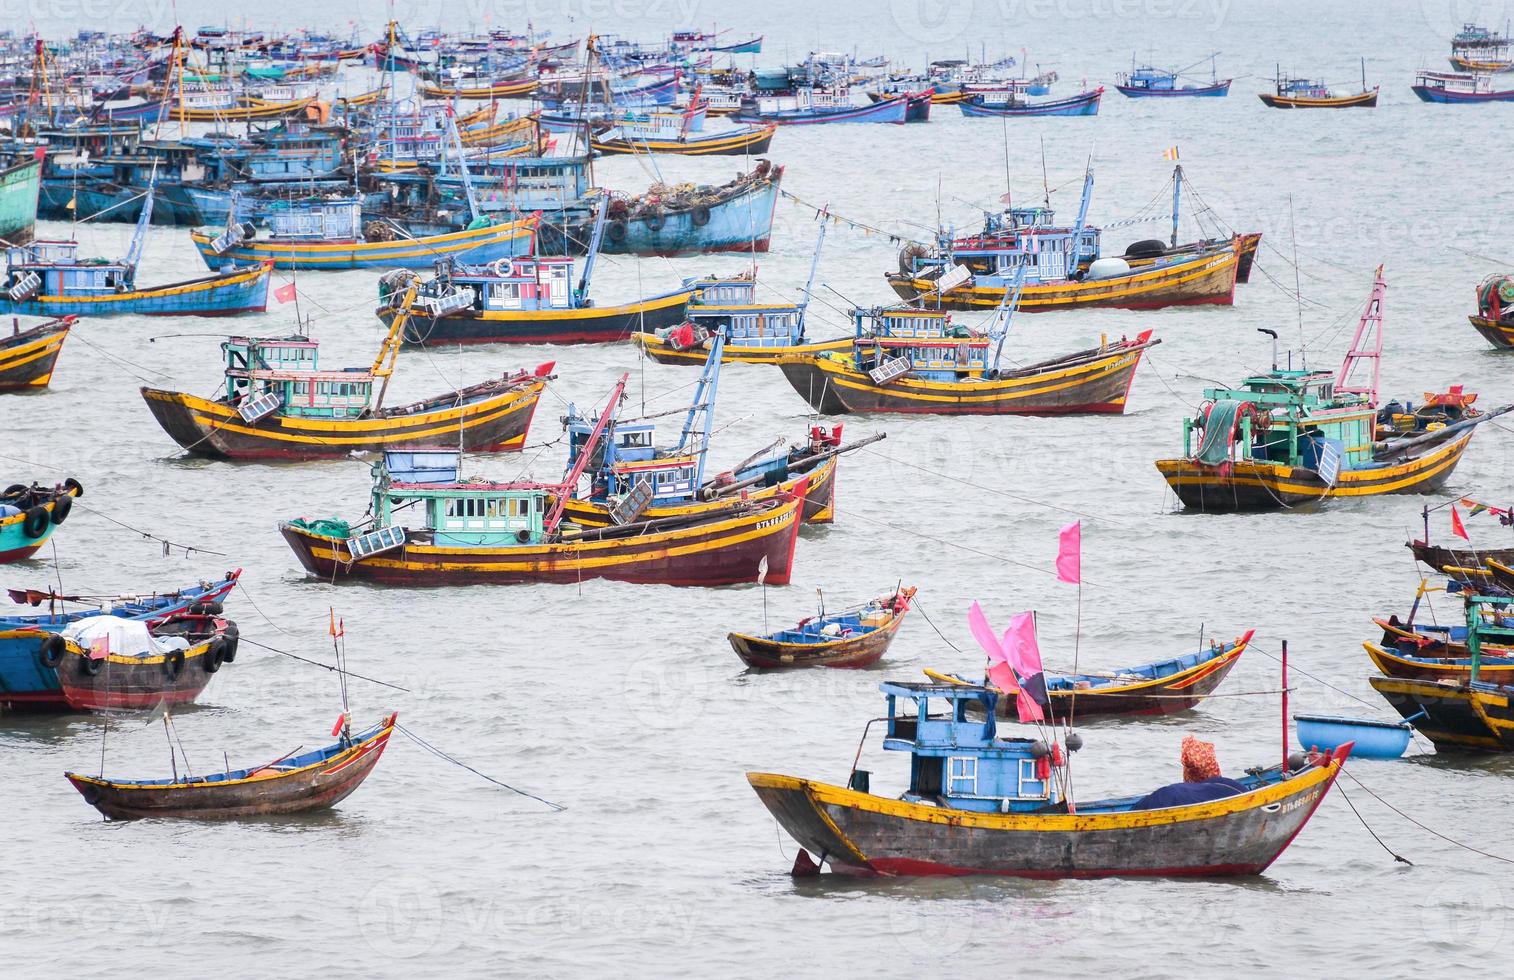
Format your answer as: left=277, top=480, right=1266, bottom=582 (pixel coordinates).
left=61, top=616, right=189, bottom=658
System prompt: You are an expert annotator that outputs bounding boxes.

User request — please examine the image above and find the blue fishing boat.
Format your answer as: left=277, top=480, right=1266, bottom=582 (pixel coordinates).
left=735, top=90, right=907, bottom=124
left=0, top=569, right=239, bottom=708
left=0, top=188, right=271, bottom=317
left=750, top=680, right=1351, bottom=878
left=0, top=478, right=82, bottom=564
left=959, top=87, right=1103, bottom=117
left=1411, top=70, right=1514, bottom=102
left=594, top=160, right=783, bottom=256
left=1115, top=56, right=1230, bottom=97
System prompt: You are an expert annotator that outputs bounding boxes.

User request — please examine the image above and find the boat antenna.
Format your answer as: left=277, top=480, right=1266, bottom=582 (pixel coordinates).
left=1039, top=135, right=1049, bottom=208
left=1000, top=110, right=1011, bottom=210
left=1360, top=56, right=1367, bottom=93
left=1280, top=639, right=1290, bottom=773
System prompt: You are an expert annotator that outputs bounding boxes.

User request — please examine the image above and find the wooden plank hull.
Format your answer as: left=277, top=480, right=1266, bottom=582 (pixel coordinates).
left=0, top=265, right=270, bottom=317
left=1032, top=645, right=1242, bottom=719
left=193, top=219, right=535, bottom=271
left=0, top=156, right=40, bottom=246
left=66, top=716, right=395, bottom=819
left=1371, top=676, right=1514, bottom=752
left=888, top=247, right=1237, bottom=312
left=592, top=124, right=776, bottom=156
left=777, top=335, right=1154, bottom=416
left=561, top=454, right=838, bottom=527
left=385, top=289, right=695, bottom=346
left=140, top=376, right=546, bottom=460
left=280, top=493, right=805, bottom=587
left=630, top=331, right=851, bottom=365
left=729, top=603, right=908, bottom=669
left=0, top=317, right=71, bottom=389
left=417, top=78, right=539, bottom=99
left=1408, top=539, right=1514, bottom=571
left=0, top=487, right=80, bottom=564
left=1364, top=640, right=1514, bottom=683
left=55, top=633, right=229, bottom=711
left=748, top=759, right=1343, bottom=877
left=1258, top=89, right=1378, bottom=108
left=0, top=573, right=238, bottom=708
left=1156, top=431, right=1473, bottom=512
left=1469, top=314, right=1514, bottom=350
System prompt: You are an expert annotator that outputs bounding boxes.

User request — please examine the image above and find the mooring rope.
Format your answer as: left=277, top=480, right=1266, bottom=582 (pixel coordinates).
left=395, top=723, right=565, bottom=811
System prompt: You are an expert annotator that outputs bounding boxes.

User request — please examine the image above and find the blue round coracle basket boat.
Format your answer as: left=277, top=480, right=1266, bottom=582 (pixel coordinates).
left=1295, top=714, right=1412, bottom=759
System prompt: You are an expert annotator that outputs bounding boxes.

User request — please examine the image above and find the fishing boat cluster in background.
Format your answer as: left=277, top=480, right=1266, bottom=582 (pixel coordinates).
left=2, top=16, right=1512, bottom=897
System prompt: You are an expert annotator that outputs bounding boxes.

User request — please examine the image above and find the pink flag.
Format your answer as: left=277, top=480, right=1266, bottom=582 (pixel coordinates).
left=1056, top=520, right=1081, bottom=584
left=985, top=660, right=1019, bottom=696
left=1001, top=612, right=1043, bottom=677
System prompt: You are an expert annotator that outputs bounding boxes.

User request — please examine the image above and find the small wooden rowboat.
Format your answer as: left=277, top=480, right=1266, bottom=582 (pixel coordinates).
left=925, top=630, right=1252, bottom=719
left=1408, top=538, right=1514, bottom=572
left=0, top=316, right=72, bottom=390
left=47, top=610, right=238, bottom=711
left=66, top=713, right=397, bottom=819
left=417, top=78, right=539, bottom=99
left=729, top=587, right=915, bottom=669
left=1364, top=638, right=1514, bottom=684
left=0, top=479, right=82, bottom=563
left=591, top=123, right=777, bottom=156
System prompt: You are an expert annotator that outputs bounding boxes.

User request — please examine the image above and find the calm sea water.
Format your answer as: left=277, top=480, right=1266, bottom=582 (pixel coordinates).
left=5, top=1, right=1514, bottom=975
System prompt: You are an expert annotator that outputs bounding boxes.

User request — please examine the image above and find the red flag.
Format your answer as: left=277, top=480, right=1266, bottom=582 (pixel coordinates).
left=274, top=282, right=297, bottom=304
left=1056, top=520, right=1081, bottom=584
left=1452, top=505, right=1469, bottom=541
left=88, top=636, right=110, bottom=660
left=328, top=609, right=344, bottom=638
left=331, top=713, right=346, bottom=737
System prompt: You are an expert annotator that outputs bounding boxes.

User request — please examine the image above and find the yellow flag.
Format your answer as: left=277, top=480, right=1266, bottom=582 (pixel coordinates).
left=65, top=197, right=76, bottom=210
left=1162, top=146, right=1180, bottom=161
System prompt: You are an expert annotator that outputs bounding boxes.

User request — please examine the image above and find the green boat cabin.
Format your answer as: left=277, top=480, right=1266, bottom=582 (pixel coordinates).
left=222, top=335, right=375, bottom=421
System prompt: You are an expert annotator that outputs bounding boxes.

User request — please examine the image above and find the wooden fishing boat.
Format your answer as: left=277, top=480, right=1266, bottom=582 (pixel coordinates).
left=1412, top=70, right=1514, bottom=103
left=66, top=713, right=397, bottom=819
left=1115, top=58, right=1230, bottom=97
left=1157, top=269, right=1509, bottom=511
left=1470, top=273, right=1514, bottom=349
left=1449, top=24, right=1514, bottom=73
left=47, top=610, right=237, bottom=711
left=751, top=681, right=1349, bottom=878
left=959, top=87, right=1102, bottom=117
left=890, top=244, right=1236, bottom=311
left=734, top=90, right=907, bottom=125
left=192, top=200, right=536, bottom=271
left=779, top=302, right=1156, bottom=416
left=926, top=631, right=1252, bottom=719
left=630, top=227, right=848, bottom=365
left=1258, top=69, right=1377, bottom=108
left=0, top=316, right=72, bottom=390
left=0, top=155, right=40, bottom=246
left=280, top=389, right=808, bottom=588
left=553, top=351, right=867, bottom=526
left=591, top=122, right=776, bottom=156
left=1, top=215, right=272, bottom=317
left=1371, top=675, right=1514, bottom=752
left=141, top=287, right=551, bottom=460
left=592, top=160, right=784, bottom=256
left=0, top=478, right=83, bottom=563
left=864, top=89, right=932, bottom=121
left=730, top=587, right=915, bottom=669
left=1365, top=639, right=1514, bottom=684
left=376, top=207, right=695, bottom=345
left=417, top=77, right=539, bottom=99
left=0, top=571, right=240, bottom=709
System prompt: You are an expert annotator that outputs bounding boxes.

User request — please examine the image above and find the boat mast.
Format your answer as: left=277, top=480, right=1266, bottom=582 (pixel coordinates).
left=796, top=210, right=829, bottom=334
left=443, top=106, right=481, bottom=225
left=122, top=163, right=158, bottom=271
left=545, top=373, right=628, bottom=533
left=1335, top=265, right=1386, bottom=406
left=674, top=333, right=726, bottom=477
left=1170, top=164, right=1183, bottom=248
left=576, top=197, right=610, bottom=300
left=370, top=281, right=418, bottom=410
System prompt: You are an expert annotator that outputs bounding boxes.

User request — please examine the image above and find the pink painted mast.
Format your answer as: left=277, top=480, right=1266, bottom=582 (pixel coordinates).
left=543, top=373, right=628, bottom=533
left=1335, top=265, right=1386, bottom=406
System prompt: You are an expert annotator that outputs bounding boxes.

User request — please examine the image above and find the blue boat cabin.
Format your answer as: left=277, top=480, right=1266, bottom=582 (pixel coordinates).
left=853, top=307, right=988, bottom=380
left=259, top=197, right=364, bottom=242
left=565, top=417, right=698, bottom=503
left=876, top=682, right=1059, bottom=814
left=5, top=240, right=135, bottom=299
left=420, top=256, right=580, bottom=314
left=683, top=276, right=804, bottom=348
